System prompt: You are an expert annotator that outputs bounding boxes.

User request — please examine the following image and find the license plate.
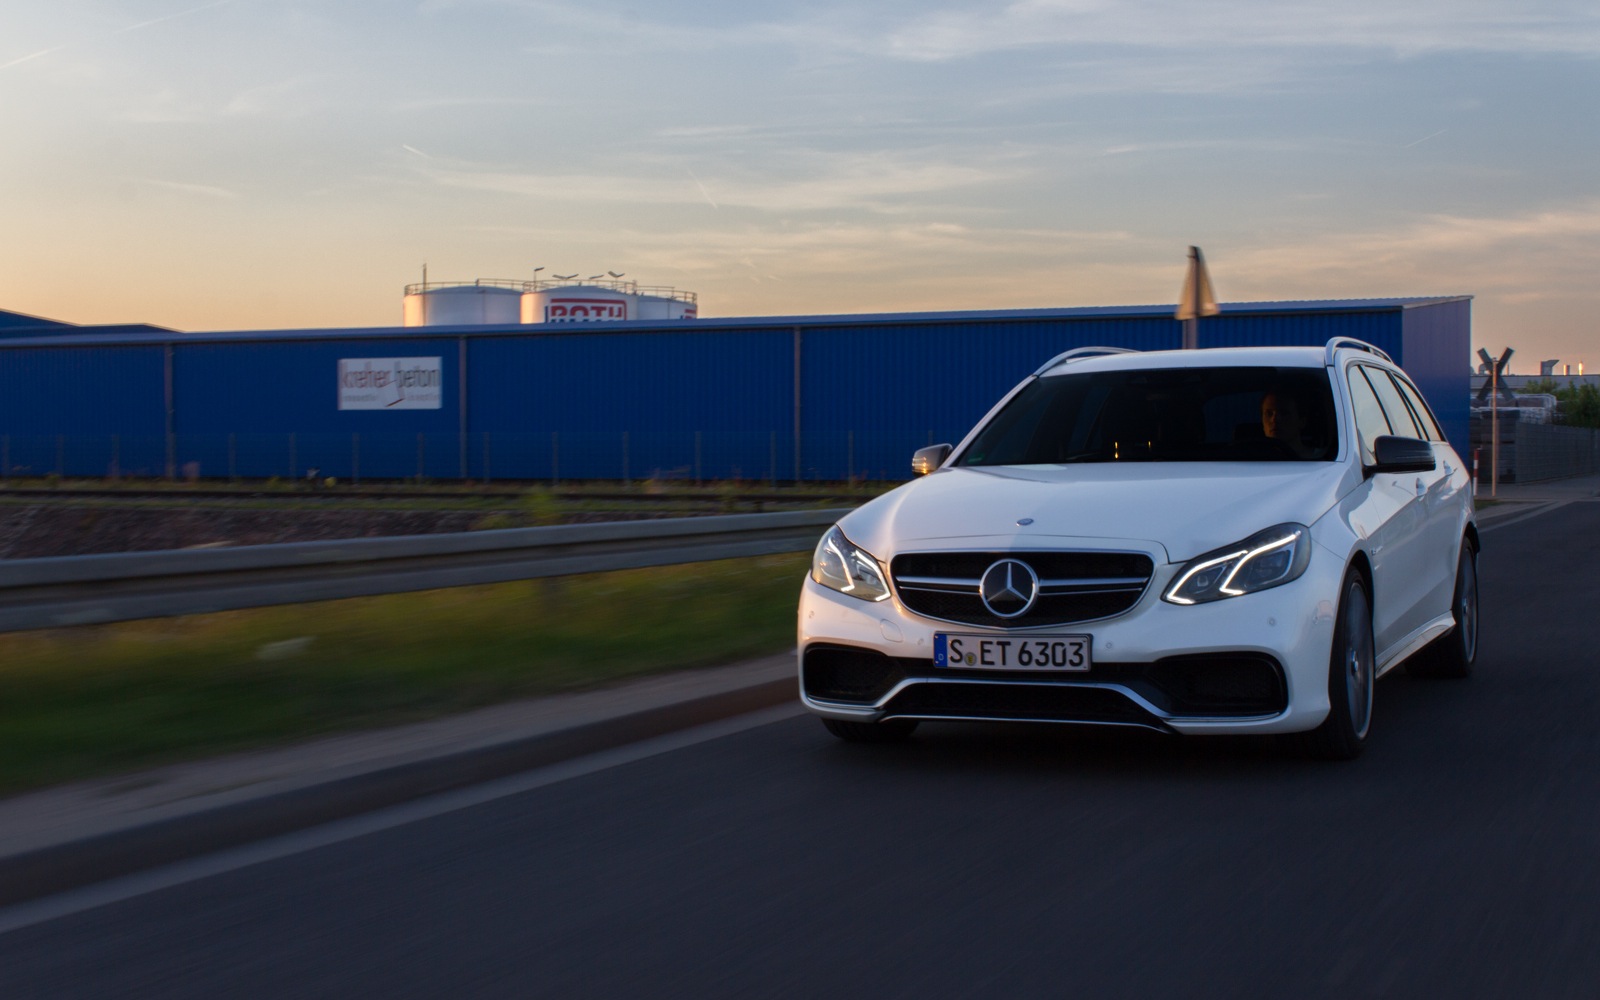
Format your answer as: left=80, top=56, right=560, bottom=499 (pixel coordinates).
left=933, top=633, right=1091, bottom=671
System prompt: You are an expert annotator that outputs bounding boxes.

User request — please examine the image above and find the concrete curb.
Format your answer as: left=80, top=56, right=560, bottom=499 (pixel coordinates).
left=0, top=667, right=795, bottom=908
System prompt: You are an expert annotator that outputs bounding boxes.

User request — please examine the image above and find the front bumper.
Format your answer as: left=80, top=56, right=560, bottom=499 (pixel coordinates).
left=797, top=553, right=1344, bottom=736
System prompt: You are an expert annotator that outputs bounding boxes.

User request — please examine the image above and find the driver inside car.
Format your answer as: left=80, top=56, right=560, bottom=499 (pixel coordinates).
left=1261, top=389, right=1319, bottom=459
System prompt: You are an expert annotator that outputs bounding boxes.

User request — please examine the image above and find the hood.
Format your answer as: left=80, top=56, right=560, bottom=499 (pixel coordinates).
left=839, top=463, right=1352, bottom=565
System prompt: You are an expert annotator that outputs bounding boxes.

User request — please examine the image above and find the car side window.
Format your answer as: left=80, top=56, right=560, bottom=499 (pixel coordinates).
left=1363, top=366, right=1423, bottom=440
left=1347, top=367, right=1392, bottom=466
left=1390, top=374, right=1445, bottom=442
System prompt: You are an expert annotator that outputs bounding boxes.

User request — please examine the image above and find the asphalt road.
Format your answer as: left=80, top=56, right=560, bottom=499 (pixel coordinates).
left=3, top=502, right=1598, bottom=999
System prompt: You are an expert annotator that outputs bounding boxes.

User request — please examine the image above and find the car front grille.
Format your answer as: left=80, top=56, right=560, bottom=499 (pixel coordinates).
left=890, top=550, right=1154, bottom=628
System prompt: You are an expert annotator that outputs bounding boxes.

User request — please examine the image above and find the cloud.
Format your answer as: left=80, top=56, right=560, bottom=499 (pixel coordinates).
left=137, top=178, right=241, bottom=199
left=422, top=0, right=1600, bottom=66
left=884, top=1, right=1600, bottom=61
left=116, top=0, right=238, bottom=37
left=425, top=192, right=1600, bottom=320
left=1, top=0, right=237, bottom=73
left=426, top=0, right=868, bottom=59
left=120, top=87, right=211, bottom=123
left=420, top=151, right=1023, bottom=214
left=0, top=47, right=66, bottom=71
left=1219, top=201, right=1600, bottom=303
left=221, top=75, right=348, bottom=118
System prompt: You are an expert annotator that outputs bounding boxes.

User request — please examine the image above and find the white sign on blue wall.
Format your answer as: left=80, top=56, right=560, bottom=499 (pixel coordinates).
left=338, top=357, right=443, bottom=410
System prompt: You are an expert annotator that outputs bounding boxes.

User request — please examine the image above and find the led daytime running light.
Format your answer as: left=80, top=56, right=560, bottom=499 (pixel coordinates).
left=1165, top=550, right=1248, bottom=605
left=812, top=526, right=891, bottom=603
left=1219, top=531, right=1301, bottom=596
left=1163, top=523, right=1310, bottom=605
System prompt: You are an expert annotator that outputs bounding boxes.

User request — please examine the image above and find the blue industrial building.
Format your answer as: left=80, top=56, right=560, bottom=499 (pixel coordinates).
left=0, top=297, right=1470, bottom=483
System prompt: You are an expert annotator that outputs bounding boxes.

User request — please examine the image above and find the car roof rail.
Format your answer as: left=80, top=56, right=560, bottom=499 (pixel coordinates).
left=1033, top=346, right=1141, bottom=376
left=1324, top=337, right=1394, bottom=366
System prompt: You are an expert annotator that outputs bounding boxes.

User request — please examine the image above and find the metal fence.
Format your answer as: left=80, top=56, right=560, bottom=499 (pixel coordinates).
left=1468, top=418, right=1600, bottom=483
left=0, top=508, right=848, bottom=634
left=1514, top=423, right=1600, bottom=482
left=0, top=430, right=938, bottom=484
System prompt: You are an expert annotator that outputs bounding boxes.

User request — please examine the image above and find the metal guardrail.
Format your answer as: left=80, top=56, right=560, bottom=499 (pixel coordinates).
left=0, top=508, right=850, bottom=634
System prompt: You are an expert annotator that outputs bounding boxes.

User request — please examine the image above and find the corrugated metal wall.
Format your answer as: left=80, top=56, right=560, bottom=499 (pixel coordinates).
left=0, top=345, right=167, bottom=478
left=1401, top=299, right=1472, bottom=455
left=173, top=337, right=464, bottom=481
left=0, top=301, right=1468, bottom=482
left=1194, top=310, right=1402, bottom=358
left=801, top=316, right=1180, bottom=481
left=468, top=327, right=793, bottom=481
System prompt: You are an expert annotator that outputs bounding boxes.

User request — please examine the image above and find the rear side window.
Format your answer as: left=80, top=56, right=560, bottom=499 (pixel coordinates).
left=958, top=366, right=1338, bottom=465
left=1362, top=366, right=1422, bottom=440
left=1347, top=368, right=1392, bottom=466
left=1390, top=374, right=1445, bottom=442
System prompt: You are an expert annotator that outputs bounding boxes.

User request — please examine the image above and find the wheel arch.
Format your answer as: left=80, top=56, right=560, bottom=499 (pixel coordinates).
left=1345, top=549, right=1375, bottom=602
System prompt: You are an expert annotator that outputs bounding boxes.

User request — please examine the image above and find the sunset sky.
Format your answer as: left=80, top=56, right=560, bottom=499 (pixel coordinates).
left=3, top=1, right=1598, bottom=370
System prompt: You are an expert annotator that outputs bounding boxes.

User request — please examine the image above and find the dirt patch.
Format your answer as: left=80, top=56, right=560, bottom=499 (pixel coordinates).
left=0, top=507, right=489, bottom=558
left=0, top=505, right=687, bottom=558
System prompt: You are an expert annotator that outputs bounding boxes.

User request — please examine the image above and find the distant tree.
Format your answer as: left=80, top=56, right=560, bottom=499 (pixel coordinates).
left=1514, top=379, right=1600, bottom=429
left=1564, top=384, right=1600, bottom=429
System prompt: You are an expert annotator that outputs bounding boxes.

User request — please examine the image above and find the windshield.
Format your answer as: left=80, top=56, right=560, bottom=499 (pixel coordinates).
left=958, top=366, right=1339, bottom=466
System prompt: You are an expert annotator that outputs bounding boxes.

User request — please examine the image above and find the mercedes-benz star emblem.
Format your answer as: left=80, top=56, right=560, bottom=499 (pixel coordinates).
left=980, top=559, right=1039, bottom=618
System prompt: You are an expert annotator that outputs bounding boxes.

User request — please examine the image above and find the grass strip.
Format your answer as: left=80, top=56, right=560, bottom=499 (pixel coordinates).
left=0, top=553, right=810, bottom=796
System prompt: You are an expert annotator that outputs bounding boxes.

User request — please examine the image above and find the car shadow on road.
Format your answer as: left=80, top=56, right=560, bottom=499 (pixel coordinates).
left=808, top=669, right=1469, bottom=780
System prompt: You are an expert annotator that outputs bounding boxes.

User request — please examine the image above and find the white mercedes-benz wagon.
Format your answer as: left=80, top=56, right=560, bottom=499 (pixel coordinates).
left=798, top=338, right=1477, bottom=758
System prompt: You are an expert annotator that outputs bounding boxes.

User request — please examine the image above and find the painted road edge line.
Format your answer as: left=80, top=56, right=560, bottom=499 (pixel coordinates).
left=0, top=676, right=797, bottom=909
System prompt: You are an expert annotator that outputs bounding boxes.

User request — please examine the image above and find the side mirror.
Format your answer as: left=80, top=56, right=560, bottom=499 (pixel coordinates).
left=911, top=443, right=952, bottom=476
left=1368, top=435, right=1436, bottom=475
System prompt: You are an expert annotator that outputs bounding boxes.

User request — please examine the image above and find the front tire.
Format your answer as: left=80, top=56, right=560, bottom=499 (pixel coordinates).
left=822, top=717, right=919, bottom=743
left=1301, top=572, right=1374, bottom=760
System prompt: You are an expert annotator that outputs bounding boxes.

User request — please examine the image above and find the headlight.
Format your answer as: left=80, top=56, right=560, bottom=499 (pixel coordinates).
left=1163, top=523, right=1311, bottom=605
left=811, top=526, right=891, bottom=602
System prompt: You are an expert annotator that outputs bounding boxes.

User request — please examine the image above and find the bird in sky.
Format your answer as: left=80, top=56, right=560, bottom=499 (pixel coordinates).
left=553, top=273, right=578, bottom=280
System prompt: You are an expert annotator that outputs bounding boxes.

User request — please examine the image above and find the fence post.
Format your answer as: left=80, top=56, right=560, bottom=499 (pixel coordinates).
left=163, top=343, right=175, bottom=481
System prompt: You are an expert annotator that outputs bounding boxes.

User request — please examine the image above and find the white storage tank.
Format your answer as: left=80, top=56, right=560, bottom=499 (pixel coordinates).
left=635, top=295, right=698, bottom=321
left=521, top=286, right=633, bottom=324
left=402, top=276, right=698, bottom=325
left=403, top=282, right=523, bottom=327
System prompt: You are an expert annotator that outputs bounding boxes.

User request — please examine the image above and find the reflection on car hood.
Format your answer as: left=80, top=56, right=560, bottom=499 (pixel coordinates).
left=839, top=463, right=1352, bottom=564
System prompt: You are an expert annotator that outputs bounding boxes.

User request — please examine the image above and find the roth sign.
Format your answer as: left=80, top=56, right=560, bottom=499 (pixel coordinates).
left=338, top=357, right=443, bottom=410
left=546, top=297, right=628, bottom=323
